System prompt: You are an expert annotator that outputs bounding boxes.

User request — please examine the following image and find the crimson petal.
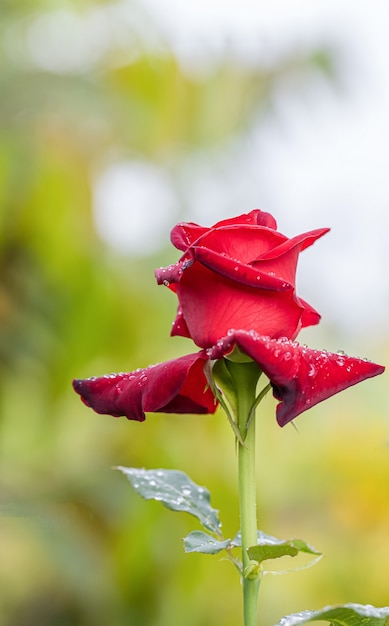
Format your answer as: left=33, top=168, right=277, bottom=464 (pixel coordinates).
left=208, top=330, right=384, bottom=426
left=170, top=210, right=278, bottom=253
left=73, top=353, right=217, bottom=422
left=259, top=228, right=330, bottom=261
left=192, top=246, right=293, bottom=291
left=213, top=209, right=278, bottom=230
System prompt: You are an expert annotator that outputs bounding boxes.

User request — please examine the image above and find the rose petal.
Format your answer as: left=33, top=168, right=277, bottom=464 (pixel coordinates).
left=213, top=209, right=278, bottom=230
left=207, top=330, right=385, bottom=426
left=73, top=353, right=217, bottom=421
left=171, top=305, right=191, bottom=338
left=192, top=246, right=293, bottom=291
left=170, top=210, right=278, bottom=252
left=175, top=263, right=306, bottom=347
left=298, top=298, right=321, bottom=328
left=171, top=223, right=210, bottom=252
left=190, top=226, right=286, bottom=266
left=259, top=228, right=330, bottom=261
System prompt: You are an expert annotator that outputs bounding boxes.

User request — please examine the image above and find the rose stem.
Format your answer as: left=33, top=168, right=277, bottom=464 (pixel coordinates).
left=230, top=361, right=261, bottom=626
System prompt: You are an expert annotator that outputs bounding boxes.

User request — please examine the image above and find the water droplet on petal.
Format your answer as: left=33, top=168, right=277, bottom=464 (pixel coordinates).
left=308, top=364, right=316, bottom=377
left=337, top=349, right=346, bottom=355
left=163, top=280, right=170, bottom=286
left=283, top=352, right=292, bottom=361
left=336, top=358, right=345, bottom=366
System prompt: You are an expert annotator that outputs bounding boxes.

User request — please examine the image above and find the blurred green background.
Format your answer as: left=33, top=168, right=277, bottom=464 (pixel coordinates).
left=0, top=2, right=388, bottom=625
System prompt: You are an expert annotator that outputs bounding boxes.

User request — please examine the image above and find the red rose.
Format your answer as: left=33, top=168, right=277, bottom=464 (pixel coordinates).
left=155, top=210, right=329, bottom=348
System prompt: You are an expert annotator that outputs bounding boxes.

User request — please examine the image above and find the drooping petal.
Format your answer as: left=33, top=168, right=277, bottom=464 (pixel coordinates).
left=73, top=353, right=217, bottom=422
left=207, top=330, right=385, bottom=426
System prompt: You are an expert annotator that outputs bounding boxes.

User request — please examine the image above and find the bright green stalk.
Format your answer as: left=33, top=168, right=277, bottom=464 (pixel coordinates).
left=225, top=360, right=262, bottom=626
left=239, top=417, right=261, bottom=626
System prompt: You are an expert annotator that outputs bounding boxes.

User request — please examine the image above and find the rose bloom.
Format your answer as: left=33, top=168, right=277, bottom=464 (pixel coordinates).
left=155, top=210, right=329, bottom=349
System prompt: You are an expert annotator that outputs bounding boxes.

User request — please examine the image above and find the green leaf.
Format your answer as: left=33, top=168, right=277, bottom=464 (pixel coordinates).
left=116, top=467, right=222, bottom=534
left=247, top=531, right=321, bottom=565
left=275, top=603, right=389, bottom=626
left=183, top=531, right=231, bottom=555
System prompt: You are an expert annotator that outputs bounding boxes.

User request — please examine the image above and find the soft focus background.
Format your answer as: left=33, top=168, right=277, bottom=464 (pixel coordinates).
left=1, top=1, right=388, bottom=625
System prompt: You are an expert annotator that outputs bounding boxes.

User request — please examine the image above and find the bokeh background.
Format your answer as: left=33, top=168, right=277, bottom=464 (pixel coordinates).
left=1, top=1, right=388, bottom=625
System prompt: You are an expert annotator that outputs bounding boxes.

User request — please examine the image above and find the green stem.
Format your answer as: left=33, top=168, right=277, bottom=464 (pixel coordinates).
left=239, top=405, right=261, bottom=626
left=226, top=360, right=262, bottom=626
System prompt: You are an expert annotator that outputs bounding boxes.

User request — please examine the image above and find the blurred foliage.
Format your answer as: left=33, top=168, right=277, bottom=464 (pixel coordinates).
left=0, top=2, right=388, bottom=626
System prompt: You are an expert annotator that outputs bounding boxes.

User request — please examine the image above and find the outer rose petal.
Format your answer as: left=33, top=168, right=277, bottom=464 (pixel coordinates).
left=73, top=353, right=217, bottom=421
left=207, top=330, right=385, bottom=426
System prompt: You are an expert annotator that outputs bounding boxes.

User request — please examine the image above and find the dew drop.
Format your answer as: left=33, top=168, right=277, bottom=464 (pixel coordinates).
left=163, top=280, right=170, bottom=287
left=148, top=479, right=156, bottom=487
left=308, top=364, right=316, bottom=377
left=182, top=488, right=191, bottom=496
left=283, top=352, right=292, bottom=361
left=336, top=358, right=345, bottom=367
left=337, top=349, right=346, bottom=355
